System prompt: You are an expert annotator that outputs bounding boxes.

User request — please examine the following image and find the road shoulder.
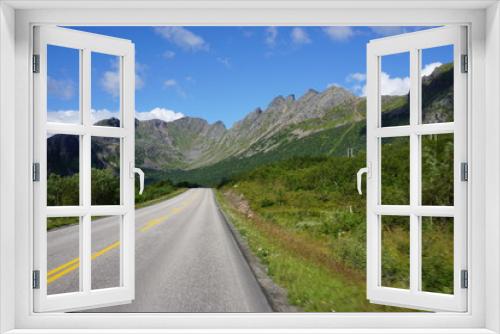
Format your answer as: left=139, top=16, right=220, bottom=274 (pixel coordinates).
left=214, top=190, right=298, bottom=312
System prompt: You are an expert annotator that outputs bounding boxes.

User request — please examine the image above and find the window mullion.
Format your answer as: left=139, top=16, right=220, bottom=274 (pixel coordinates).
left=409, top=48, right=421, bottom=293
left=81, top=48, right=92, bottom=293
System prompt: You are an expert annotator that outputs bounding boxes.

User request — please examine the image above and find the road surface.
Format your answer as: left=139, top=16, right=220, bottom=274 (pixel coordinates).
left=47, top=188, right=272, bottom=312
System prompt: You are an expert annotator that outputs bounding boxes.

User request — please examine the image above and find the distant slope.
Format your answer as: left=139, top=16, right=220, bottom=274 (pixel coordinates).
left=162, top=120, right=367, bottom=187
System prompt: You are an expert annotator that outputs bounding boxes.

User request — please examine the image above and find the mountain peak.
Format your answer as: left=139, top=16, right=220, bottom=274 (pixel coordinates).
left=95, top=117, right=120, bottom=127
left=173, top=116, right=208, bottom=126
left=301, top=89, right=319, bottom=100
left=213, top=120, right=227, bottom=130
left=268, top=95, right=286, bottom=109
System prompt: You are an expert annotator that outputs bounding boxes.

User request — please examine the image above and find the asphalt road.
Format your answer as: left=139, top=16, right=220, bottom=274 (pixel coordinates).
left=47, top=188, right=272, bottom=312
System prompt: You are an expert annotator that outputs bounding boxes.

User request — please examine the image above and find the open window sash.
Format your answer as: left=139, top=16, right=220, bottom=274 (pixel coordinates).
left=33, top=26, right=135, bottom=312
left=365, top=26, right=467, bottom=312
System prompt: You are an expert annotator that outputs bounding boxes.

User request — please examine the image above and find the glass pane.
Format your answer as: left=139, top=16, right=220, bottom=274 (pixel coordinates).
left=91, top=52, right=121, bottom=127
left=91, top=216, right=121, bottom=290
left=421, top=134, right=454, bottom=206
left=381, top=137, right=410, bottom=205
left=421, top=217, right=454, bottom=294
left=380, top=52, right=410, bottom=127
left=421, top=45, right=454, bottom=124
left=381, top=215, right=410, bottom=289
left=47, top=45, right=80, bottom=124
left=47, top=133, right=80, bottom=206
left=91, top=137, right=121, bottom=205
left=47, top=216, right=80, bottom=295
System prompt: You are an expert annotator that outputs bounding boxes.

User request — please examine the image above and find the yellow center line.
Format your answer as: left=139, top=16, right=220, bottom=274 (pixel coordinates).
left=139, top=197, right=195, bottom=232
left=48, top=263, right=79, bottom=284
left=47, top=257, right=79, bottom=277
left=47, top=241, right=121, bottom=284
left=47, top=194, right=200, bottom=284
left=139, top=214, right=171, bottom=233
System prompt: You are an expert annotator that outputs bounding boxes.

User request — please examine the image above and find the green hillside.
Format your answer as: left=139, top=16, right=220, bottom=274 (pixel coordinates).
left=216, top=131, right=454, bottom=311
left=161, top=119, right=366, bottom=187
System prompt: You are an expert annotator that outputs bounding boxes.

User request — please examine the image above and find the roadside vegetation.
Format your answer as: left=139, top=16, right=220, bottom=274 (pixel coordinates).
left=216, top=133, right=454, bottom=311
left=47, top=169, right=184, bottom=230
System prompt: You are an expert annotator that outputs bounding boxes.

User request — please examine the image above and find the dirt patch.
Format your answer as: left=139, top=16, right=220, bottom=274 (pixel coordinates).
left=222, top=190, right=364, bottom=285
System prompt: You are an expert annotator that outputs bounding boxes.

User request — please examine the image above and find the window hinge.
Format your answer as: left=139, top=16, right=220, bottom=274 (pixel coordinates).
left=32, top=54, right=40, bottom=73
left=461, top=162, right=468, bottom=182
left=461, top=269, right=468, bottom=289
left=32, top=162, right=40, bottom=182
left=461, top=54, right=468, bottom=73
left=32, top=270, right=40, bottom=289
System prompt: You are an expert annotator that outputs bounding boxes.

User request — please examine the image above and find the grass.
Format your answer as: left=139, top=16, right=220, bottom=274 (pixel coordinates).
left=215, top=189, right=407, bottom=312
left=215, top=145, right=453, bottom=312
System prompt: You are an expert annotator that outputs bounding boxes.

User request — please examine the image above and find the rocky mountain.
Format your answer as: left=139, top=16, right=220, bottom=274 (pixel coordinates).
left=47, top=63, right=453, bottom=181
left=133, top=84, right=364, bottom=171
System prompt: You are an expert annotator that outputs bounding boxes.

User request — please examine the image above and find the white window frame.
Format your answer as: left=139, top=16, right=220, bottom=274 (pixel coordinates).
left=366, top=26, right=468, bottom=312
left=33, top=26, right=136, bottom=312
left=0, top=1, right=499, bottom=333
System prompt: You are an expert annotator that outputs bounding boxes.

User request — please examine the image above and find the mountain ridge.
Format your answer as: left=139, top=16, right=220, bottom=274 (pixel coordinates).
left=47, top=63, right=453, bottom=183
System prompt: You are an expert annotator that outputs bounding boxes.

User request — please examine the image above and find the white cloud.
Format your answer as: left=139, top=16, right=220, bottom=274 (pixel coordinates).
left=380, top=72, right=410, bottom=95
left=353, top=84, right=367, bottom=96
left=47, top=110, right=80, bottom=124
left=265, top=27, right=278, bottom=47
left=164, top=79, right=177, bottom=88
left=90, top=109, right=120, bottom=123
left=163, top=79, right=187, bottom=98
left=47, top=109, right=119, bottom=124
left=217, top=57, right=231, bottom=68
left=48, top=107, right=184, bottom=124
left=291, top=27, right=311, bottom=45
left=154, top=27, right=209, bottom=52
left=345, top=72, right=367, bottom=96
left=323, top=27, right=355, bottom=42
left=47, top=76, right=75, bottom=101
left=345, top=71, right=409, bottom=97
left=346, top=72, right=366, bottom=82
left=421, top=62, right=442, bottom=77
left=101, top=70, right=121, bottom=97
left=344, top=64, right=441, bottom=97
left=136, top=107, right=184, bottom=122
left=100, top=61, right=145, bottom=97
left=163, top=50, right=176, bottom=59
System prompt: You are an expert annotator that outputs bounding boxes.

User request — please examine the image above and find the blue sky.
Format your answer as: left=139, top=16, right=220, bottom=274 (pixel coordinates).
left=47, top=26, right=452, bottom=127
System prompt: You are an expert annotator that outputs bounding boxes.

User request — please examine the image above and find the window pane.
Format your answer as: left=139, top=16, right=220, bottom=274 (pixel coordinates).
left=381, top=216, right=410, bottom=289
left=91, top=216, right=121, bottom=290
left=380, top=52, right=410, bottom=127
left=421, top=45, right=454, bottom=124
left=421, top=217, right=454, bottom=294
left=47, top=217, right=80, bottom=295
left=47, top=133, right=80, bottom=206
left=91, top=137, right=121, bottom=205
left=421, top=134, right=454, bottom=206
left=91, top=52, right=121, bottom=127
left=47, top=45, right=80, bottom=124
left=381, top=137, right=410, bottom=205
